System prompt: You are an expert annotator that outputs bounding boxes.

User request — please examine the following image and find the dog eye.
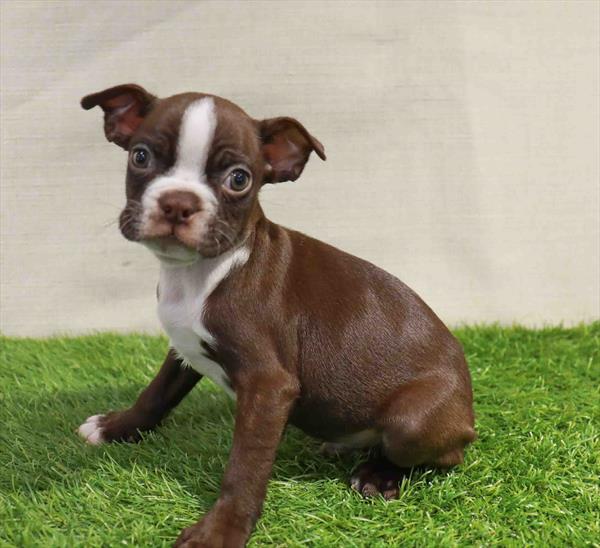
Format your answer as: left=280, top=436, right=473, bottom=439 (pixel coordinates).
left=224, top=168, right=252, bottom=193
left=130, top=145, right=152, bottom=169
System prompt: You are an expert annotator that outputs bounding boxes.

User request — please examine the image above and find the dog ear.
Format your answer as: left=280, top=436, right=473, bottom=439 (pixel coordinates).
left=259, top=117, right=326, bottom=183
left=81, top=84, right=156, bottom=150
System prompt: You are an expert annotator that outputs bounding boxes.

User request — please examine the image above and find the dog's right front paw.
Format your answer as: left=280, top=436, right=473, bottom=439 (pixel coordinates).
left=77, top=409, right=155, bottom=445
left=77, top=414, right=107, bottom=445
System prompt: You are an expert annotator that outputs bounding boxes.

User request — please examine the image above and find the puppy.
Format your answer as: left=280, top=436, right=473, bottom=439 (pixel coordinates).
left=79, top=84, right=475, bottom=547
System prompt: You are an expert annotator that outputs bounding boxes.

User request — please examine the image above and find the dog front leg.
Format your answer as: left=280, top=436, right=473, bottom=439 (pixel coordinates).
left=175, top=369, right=299, bottom=548
left=78, top=348, right=201, bottom=444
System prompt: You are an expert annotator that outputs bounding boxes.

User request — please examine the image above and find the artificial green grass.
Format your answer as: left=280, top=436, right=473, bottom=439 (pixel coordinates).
left=1, top=324, right=598, bottom=547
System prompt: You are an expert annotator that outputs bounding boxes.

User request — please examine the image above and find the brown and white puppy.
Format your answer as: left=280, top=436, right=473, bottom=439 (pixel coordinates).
left=78, top=84, right=476, bottom=548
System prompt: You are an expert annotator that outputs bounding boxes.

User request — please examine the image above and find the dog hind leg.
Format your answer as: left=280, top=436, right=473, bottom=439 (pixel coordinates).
left=350, top=375, right=475, bottom=498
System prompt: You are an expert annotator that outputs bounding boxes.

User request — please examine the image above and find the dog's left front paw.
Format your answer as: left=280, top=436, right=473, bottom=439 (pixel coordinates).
left=174, top=508, right=250, bottom=548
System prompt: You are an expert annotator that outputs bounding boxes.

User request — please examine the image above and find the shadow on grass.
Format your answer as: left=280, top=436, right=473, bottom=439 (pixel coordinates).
left=7, top=381, right=423, bottom=506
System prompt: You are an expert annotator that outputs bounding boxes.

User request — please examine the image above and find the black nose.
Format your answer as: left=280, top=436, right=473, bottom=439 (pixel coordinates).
left=158, top=191, right=201, bottom=224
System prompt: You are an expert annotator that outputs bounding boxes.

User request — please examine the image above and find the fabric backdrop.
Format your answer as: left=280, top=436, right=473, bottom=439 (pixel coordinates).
left=1, top=0, right=598, bottom=336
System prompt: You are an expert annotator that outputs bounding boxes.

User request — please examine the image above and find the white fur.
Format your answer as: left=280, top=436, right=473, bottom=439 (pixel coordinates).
left=77, top=414, right=105, bottom=445
left=157, top=245, right=251, bottom=398
left=145, top=98, right=250, bottom=397
left=139, top=97, right=218, bottom=240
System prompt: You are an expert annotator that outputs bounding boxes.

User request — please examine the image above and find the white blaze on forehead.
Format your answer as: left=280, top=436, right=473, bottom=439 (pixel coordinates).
left=140, top=97, right=219, bottom=243
left=175, top=97, right=217, bottom=178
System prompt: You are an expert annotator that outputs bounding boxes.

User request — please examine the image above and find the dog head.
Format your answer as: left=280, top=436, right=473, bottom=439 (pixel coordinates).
left=82, top=84, right=325, bottom=264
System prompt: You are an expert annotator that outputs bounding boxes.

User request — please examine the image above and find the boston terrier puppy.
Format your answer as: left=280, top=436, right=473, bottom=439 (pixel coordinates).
left=78, top=84, right=475, bottom=547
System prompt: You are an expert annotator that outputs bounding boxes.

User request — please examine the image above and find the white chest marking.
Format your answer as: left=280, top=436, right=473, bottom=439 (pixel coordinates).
left=157, top=246, right=250, bottom=397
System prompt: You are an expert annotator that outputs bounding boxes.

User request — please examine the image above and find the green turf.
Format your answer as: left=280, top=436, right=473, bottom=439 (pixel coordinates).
left=1, top=324, right=599, bottom=547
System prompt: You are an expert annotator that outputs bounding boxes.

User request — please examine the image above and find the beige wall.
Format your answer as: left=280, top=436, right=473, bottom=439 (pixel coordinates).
left=1, top=0, right=598, bottom=336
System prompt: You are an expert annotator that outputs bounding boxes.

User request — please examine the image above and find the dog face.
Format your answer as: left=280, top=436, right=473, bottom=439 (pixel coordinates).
left=82, top=84, right=325, bottom=263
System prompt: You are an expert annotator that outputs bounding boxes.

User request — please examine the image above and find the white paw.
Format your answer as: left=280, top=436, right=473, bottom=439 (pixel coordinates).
left=77, top=414, right=106, bottom=445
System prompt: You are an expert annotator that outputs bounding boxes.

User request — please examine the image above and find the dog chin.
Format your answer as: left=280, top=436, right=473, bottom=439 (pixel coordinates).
left=141, top=236, right=200, bottom=266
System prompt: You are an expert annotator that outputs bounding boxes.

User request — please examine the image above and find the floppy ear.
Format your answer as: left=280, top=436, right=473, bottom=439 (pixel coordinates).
left=259, top=117, right=326, bottom=183
left=81, top=84, right=156, bottom=150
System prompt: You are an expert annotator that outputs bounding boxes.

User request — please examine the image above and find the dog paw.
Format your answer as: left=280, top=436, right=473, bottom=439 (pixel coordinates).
left=174, top=509, right=250, bottom=548
left=350, top=458, right=408, bottom=500
left=77, top=414, right=106, bottom=445
left=77, top=409, right=158, bottom=444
